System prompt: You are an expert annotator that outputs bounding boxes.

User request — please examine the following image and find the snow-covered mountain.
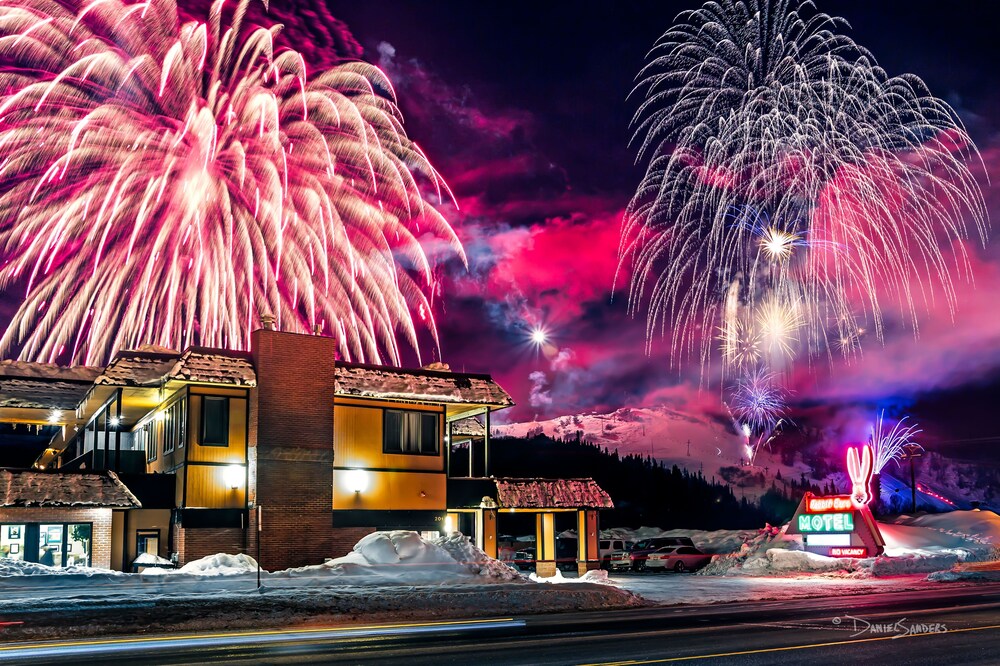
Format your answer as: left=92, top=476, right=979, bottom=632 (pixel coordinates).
left=492, top=406, right=810, bottom=499
left=492, top=406, right=995, bottom=509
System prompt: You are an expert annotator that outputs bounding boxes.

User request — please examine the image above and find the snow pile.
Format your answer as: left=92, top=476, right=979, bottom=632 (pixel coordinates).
left=698, top=525, right=799, bottom=575
left=869, top=552, right=963, bottom=576
left=132, top=553, right=174, bottom=567
left=0, top=559, right=123, bottom=578
left=529, top=569, right=613, bottom=585
left=742, top=549, right=860, bottom=574
left=142, top=553, right=258, bottom=576
left=278, top=531, right=524, bottom=584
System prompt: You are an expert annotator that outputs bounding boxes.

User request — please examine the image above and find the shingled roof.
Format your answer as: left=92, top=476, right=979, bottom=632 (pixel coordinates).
left=96, top=347, right=256, bottom=387
left=0, top=469, right=141, bottom=508
left=0, top=378, right=94, bottom=410
left=336, top=363, right=513, bottom=407
left=494, top=478, right=614, bottom=509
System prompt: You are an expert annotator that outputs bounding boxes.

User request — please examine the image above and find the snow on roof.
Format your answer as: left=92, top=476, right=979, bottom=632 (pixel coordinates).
left=0, top=360, right=103, bottom=383
left=171, top=348, right=256, bottom=386
left=0, top=469, right=141, bottom=508
left=336, top=363, right=513, bottom=407
left=451, top=416, right=486, bottom=438
left=96, top=347, right=256, bottom=387
left=494, top=478, right=614, bottom=509
left=0, top=377, right=95, bottom=410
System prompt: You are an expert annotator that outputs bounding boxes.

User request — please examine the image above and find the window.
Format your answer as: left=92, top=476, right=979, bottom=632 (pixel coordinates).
left=0, top=522, right=91, bottom=567
left=161, top=398, right=186, bottom=454
left=201, top=396, right=229, bottom=446
left=140, top=422, right=156, bottom=463
left=136, top=530, right=160, bottom=557
left=383, top=409, right=439, bottom=455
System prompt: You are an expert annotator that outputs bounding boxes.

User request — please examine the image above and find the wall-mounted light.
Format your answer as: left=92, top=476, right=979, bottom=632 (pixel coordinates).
left=223, top=464, right=243, bottom=490
left=47, top=410, right=62, bottom=424
left=345, top=469, right=369, bottom=494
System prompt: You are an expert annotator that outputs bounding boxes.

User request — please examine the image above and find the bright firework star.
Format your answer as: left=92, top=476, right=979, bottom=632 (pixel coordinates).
left=0, top=0, right=464, bottom=365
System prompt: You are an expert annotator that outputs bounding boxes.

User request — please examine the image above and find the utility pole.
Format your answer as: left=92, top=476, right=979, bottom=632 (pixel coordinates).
left=687, top=439, right=691, bottom=456
left=900, top=444, right=923, bottom=513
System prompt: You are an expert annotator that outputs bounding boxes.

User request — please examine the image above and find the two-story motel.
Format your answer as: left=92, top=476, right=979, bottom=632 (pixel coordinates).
left=0, top=328, right=611, bottom=576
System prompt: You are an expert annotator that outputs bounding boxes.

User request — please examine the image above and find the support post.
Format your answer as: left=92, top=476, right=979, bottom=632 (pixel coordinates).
left=535, top=512, right=556, bottom=578
left=484, top=408, right=491, bottom=478
left=114, top=389, right=123, bottom=472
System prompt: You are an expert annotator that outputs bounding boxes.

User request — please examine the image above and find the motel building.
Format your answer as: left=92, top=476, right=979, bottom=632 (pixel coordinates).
left=0, top=328, right=611, bottom=576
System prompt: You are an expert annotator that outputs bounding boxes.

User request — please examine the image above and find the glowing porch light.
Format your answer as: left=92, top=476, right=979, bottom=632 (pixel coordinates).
left=223, top=465, right=243, bottom=490
left=345, top=469, right=369, bottom=494
left=47, top=410, right=62, bottom=424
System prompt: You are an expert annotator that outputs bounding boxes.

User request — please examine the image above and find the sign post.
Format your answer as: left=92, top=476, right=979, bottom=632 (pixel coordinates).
left=256, top=505, right=262, bottom=590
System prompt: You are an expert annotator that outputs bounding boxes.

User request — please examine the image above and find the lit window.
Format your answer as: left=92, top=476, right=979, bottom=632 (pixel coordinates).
left=384, top=410, right=439, bottom=455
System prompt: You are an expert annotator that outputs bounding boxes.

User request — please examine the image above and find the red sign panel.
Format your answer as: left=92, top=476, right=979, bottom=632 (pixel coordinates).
left=805, top=495, right=853, bottom=513
left=829, top=547, right=867, bottom=558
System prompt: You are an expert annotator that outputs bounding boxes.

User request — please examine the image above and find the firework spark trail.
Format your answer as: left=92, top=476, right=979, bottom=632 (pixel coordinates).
left=869, top=410, right=922, bottom=473
left=0, top=0, right=463, bottom=365
left=729, top=368, right=788, bottom=464
left=620, top=0, right=988, bottom=378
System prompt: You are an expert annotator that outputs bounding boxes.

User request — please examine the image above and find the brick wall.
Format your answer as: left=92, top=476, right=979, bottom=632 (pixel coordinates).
left=331, top=526, right=375, bottom=558
left=0, top=507, right=114, bottom=569
left=173, top=525, right=249, bottom=565
left=250, top=329, right=337, bottom=570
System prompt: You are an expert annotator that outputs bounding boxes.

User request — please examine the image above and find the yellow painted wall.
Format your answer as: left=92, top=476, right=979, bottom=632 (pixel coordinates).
left=333, top=403, right=444, bottom=472
left=332, top=469, right=445, bottom=511
left=184, top=464, right=247, bottom=508
left=186, top=392, right=248, bottom=464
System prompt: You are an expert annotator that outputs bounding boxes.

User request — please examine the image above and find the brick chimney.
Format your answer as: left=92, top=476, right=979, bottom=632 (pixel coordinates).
left=249, top=329, right=337, bottom=569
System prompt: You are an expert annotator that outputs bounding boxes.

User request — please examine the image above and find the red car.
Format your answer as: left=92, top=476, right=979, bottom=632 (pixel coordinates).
left=644, top=545, right=712, bottom=573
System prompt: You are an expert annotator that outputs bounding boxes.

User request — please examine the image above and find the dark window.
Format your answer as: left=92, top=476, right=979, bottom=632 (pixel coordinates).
left=383, top=410, right=439, bottom=455
left=141, top=423, right=156, bottom=463
left=201, top=397, right=229, bottom=446
left=162, top=399, right=185, bottom=454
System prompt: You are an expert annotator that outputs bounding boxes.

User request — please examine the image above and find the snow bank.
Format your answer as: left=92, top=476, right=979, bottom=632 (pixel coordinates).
left=133, top=553, right=174, bottom=567
left=178, top=553, right=258, bottom=576
left=529, top=569, right=613, bottom=585
left=276, top=531, right=523, bottom=584
left=0, top=559, right=123, bottom=578
left=928, top=568, right=1000, bottom=583
left=597, top=527, right=752, bottom=554
left=742, top=549, right=857, bottom=574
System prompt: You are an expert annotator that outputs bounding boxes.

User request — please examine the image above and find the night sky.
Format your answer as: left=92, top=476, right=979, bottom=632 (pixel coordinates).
left=314, top=1, right=1000, bottom=453
left=8, top=1, right=1000, bottom=454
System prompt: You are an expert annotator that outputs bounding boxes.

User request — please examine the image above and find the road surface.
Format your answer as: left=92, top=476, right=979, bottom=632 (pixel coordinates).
left=2, top=582, right=999, bottom=664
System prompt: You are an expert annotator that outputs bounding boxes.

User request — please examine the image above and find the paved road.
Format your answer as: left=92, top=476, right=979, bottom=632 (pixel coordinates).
left=2, top=582, right=999, bottom=665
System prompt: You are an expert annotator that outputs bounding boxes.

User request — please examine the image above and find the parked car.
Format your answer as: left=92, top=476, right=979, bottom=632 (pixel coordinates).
left=512, top=548, right=536, bottom=571
left=607, top=549, right=634, bottom=572
left=624, top=537, right=696, bottom=572
left=644, top=545, right=712, bottom=573
left=599, top=539, right=629, bottom=569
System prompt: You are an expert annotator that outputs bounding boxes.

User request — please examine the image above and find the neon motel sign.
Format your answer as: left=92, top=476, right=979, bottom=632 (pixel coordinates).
left=786, top=444, right=885, bottom=558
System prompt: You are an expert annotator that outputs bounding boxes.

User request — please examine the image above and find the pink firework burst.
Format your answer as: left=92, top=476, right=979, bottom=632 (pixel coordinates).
left=0, top=0, right=463, bottom=365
